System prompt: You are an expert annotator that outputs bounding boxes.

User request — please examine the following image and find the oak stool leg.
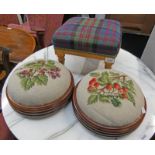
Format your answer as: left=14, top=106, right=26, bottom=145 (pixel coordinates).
left=55, top=50, right=65, bottom=64
left=105, top=62, right=113, bottom=69
left=104, top=57, right=115, bottom=69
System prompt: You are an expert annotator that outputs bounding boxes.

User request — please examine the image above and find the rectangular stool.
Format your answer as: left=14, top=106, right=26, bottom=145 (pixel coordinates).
left=52, top=17, right=122, bottom=69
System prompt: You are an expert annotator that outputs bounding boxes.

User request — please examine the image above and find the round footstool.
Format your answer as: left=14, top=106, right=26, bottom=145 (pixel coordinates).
left=72, top=69, right=146, bottom=137
left=6, top=59, right=74, bottom=116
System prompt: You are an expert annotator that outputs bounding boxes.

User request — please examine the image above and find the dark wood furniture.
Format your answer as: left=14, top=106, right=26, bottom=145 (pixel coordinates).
left=0, top=26, right=36, bottom=63
left=0, top=47, right=11, bottom=75
left=106, top=14, right=155, bottom=35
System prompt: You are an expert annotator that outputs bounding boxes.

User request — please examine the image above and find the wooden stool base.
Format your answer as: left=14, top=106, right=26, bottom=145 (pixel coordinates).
left=55, top=47, right=115, bottom=69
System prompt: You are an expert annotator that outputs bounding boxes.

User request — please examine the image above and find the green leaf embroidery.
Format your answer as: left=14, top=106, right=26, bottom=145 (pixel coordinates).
left=111, top=97, right=122, bottom=107
left=26, top=63, right=42, bottom=70
left=37, top=75, right=48, bottom=85
left=34, top=77, right=43, bottom=85
left=17, top=60, right=60, bottom=91
left=87, top=71, right=136, bottom=107
left=109, top=72, right=120, bottom=76
left=21, top=78, right=35, bottom=90
left=21, top=77, right=28, bottom=90
left=25, top=62, right=35, bottom=67
left=45, top=60, right=55, bottom=68
left=88, top=94, right=98, bottom=105
left=17, top=72, right=24, bottom=78
left=98, top=71, right=110, bottom=84
left=48, top=60, right=55, bottom=65
left=26, top=79, right=35, bottom=90
left=31, top=76, right=37, bottom=83
left=99, top=94, right=110, bottom=103
left=127, top=92, right=135, bottom=106
left=89, top=72, right=100, bottom=77
left=98, top=78, right=106, bottom=85
left=126, top=80, right=136, bottom=95
left=126, top=80, right=134, bottom=89
left=98, top=82, right=105, bottom=86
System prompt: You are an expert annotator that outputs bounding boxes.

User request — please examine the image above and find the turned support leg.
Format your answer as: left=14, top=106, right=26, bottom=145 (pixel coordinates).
left=105, top=62, right=113, bottom=69
left=104, top=57, right=114, bottom=69
left=55, top=51, right=65, bottom=64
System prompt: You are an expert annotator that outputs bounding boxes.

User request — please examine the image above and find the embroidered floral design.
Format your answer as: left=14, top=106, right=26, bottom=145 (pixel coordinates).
left=16, top=60, right=61, bottom=90
left=87, top=71, right=136, bottom=107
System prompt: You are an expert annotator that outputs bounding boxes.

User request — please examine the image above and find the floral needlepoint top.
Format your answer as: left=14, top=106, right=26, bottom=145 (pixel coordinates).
left=87, top=71, right=136, bottom=107
left=16, top=60, right=61, bottom=90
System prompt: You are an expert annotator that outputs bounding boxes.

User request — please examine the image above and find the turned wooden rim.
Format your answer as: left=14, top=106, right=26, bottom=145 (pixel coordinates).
left=12, top=100, right=70, bottom=116
left=72, top=82, right=147, bottom=134
left=74, top=109, right=137, bottom=136
left=6, top=72, right=74, bottom=115
left=73, top=105, right=145, bottom=136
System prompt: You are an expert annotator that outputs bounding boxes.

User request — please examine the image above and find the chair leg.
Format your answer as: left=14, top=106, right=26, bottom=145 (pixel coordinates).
left=55, top=51, right=65, bottom=64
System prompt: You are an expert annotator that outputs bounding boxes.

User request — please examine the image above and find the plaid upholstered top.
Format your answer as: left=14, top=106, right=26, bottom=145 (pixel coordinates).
left=52, top=17, right=121, bottom=56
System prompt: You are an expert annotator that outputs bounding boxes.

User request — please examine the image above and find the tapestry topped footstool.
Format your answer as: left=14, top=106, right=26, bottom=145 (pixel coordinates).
left=52, top=17, right=122, bottom=69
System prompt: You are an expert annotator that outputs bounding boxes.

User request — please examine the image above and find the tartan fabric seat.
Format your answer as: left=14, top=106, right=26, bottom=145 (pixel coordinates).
left=52, top=17, right=122, bottom=69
